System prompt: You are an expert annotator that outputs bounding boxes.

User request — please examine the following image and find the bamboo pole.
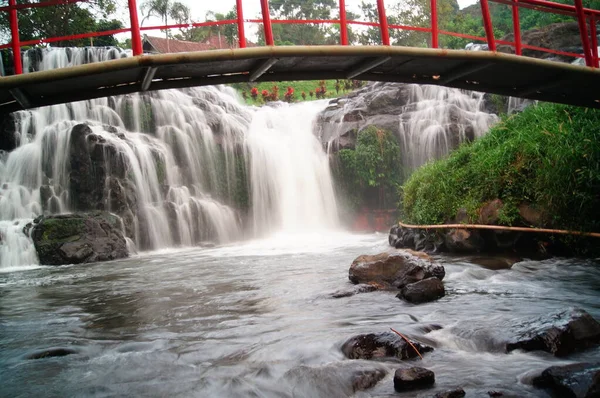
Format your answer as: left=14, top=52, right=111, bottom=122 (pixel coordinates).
left=397, top=221, right=600, bottom=238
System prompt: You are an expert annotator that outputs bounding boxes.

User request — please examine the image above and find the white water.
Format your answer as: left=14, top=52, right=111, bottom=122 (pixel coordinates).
left=319, top=82, right=498, bottom=173
left=0, top=48, right=338, bottom=269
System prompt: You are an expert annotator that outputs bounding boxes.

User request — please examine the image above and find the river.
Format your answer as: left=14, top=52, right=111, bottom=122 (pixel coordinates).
left=1, top=232, right=599, bottom=397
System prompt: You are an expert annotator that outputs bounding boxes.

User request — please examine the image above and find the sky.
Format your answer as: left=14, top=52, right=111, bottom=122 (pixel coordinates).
left=133, top=0, right=479, bottom=39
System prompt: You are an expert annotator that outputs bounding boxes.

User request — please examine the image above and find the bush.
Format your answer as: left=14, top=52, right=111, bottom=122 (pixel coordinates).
left=402, top=103, right=600, bottom=235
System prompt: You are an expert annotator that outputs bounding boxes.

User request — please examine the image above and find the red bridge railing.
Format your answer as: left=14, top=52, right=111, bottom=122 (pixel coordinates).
left=1, top=0, right=599, bottom=75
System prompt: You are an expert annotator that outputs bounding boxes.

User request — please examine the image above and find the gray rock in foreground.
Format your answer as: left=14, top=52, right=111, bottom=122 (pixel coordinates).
left=434, top=387, right=466, bottom=398
left=533, top=362, right=600, bottom=398
left=393, top=366, right=435, bottom=392
left=341, top=331, right=433, bottom=360
left=31, top=212, right=129, bottom=265
left=506, top=307, right=600, bottom=357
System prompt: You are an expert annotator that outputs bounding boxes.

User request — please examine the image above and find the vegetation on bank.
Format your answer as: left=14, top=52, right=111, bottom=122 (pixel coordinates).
left=230, top=80, right=365, bottom=105
left=401, top=103, right=600, bottom=235
left=333, top=126, right=402, bottom=211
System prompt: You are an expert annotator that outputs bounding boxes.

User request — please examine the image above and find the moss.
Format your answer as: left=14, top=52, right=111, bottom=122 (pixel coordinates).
left=40, top=217, right=85, bottom=242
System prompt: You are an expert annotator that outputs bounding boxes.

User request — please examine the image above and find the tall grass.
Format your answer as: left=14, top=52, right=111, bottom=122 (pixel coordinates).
left=402, top=103, right=600, bottom=233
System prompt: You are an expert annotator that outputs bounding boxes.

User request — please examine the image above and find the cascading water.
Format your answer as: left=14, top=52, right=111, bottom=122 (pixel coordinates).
left=0, top=47, right=338, bottom=269
left=318, top=82, right=499, bottom=174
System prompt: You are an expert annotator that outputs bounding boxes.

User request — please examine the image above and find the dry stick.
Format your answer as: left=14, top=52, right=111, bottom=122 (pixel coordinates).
left=390, top=328, right=423, bottom=360
left=398, top=221, right=600, bottom=238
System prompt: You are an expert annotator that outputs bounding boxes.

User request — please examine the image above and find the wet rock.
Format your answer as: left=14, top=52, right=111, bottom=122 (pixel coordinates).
left=445, top=229, right=485, bottom=253
left=26, top=347, right=77, bottom=359
left=341, top=331, right=433, bottom=360
left=393, top=366, right=435, bottom=392
left=533, top=362, right=600, bottom=398
left=31, top=212, right=129, bottom=265
left=349, top=250, right=445, bottom=289
left=331, top=283, right=381, bottom=298
left=506, top=308, right=600, bottom=357
left=518, top=203, right=545, bottom=227
left=434, top=387, right=466, bottom=398
left=397, top=277, right=445, bottom=304
left=284, top=361, right=387, bottom=396
left=478, top=199, right=503, bottom=225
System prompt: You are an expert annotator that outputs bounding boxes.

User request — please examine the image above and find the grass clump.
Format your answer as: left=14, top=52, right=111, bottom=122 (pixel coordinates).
left=402, top=103, right=600, bottom=234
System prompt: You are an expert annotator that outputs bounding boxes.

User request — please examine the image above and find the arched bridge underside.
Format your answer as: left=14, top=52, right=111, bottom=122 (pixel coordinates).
left=1, top=45, right=600, bottom=114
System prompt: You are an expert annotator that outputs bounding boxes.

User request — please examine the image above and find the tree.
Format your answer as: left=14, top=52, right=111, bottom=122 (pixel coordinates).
left=268, top=0, right=337, bottom=45
left=141, top=0, right=191, bottom=40
left=0, top=1, right=121, bottom=47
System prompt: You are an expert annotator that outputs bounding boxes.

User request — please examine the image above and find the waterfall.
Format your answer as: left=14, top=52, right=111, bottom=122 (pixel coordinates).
left=318, top=82, right=499, bottom=174
left=0, top=47, right=338, bottom=268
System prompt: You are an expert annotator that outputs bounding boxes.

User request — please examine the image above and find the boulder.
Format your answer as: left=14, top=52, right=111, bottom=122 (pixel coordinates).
left=478, top=199, right=503, bottom=225
left=393, top=367, right=435, bottom=392
left=341, top=331, right=433, bottom=360
left=349, top=250, right=445, bottom=289
left=31, top=212, right=129, bottom=265
left=434, top=387, right=466, bottom=398
left=397, top=277, right=445, bottom=304
left=26, top=347, right=78, bottom=360
left=445, top=229, right=485, bottom=253
left=533, top=362, right=600, bottom=398
left=506, top=308, right=600, bottom=356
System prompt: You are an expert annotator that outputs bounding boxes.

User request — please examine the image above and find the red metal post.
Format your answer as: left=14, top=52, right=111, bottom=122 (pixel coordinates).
left=236, top=0, right=246, bottom=48
left=339, top=0, right=348, bottom=45
left=574, top=0, right=593, bottom=66
left=377, top=0, right=390, bottom=45
left=128, top=0, right=143, bottom=55
left=512, top=0, right=522, bottom=55
left=8, top=0, right=22, bottom=75
left=480, top=0, right=496, bottom=51
left=431, top=0, right=438, bottom=48
left=260, top=0, right=274, bottom=46
left=590, top=16, right=598, bottom=67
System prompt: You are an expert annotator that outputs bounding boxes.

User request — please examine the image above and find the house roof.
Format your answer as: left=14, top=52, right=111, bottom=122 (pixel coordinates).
left=143, top=35, right=255, bottom=54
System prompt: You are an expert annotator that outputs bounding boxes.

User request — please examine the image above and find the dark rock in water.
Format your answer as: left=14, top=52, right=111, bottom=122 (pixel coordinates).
left=506, top=308, right=600, bottom=357
left=533, top=362, right=600, bottom=398
left=31, top=212, right=129, bottom=265
left=349, top=250, right=444, bottom=289
left=434, top=387, right=466, bottom=398
left=397, top=277, right=445, bottom=304
left=284, top=361, right=387, bottom=396
left=393, top=366, right=435, bottom=392
left=331, top=283, right=380, bottom=298
left=26, top=347, right=77, bottom=359
left=341, top=331, right=433, bottom=360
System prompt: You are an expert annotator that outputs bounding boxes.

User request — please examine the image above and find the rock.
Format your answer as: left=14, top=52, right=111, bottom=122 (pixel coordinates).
left=533, top=362, right=600, bottom=398
left=341, top=331, right=433, bottom=360
left=31, top=212, right=129, bottom=265
left=470, top=256, right=521, bottom=270
left=331, top=283, right=381, bottom=298
left=434, top=387, right=466, bottom=398
left=284, top=361, right=387, bottom=396
left=397, top=277, right=445, bottom=304
left=349, top=250, right=445, bottom=288
left=26, top=347, right=78, bottom=359
left=445, top=229, right=485, bottom=253
left=506, top=308, right=600, bottom=356
left=518, top=203, right=544, bottom=226
left=393, top=367, right=435, bottom=392
left=478, top=199, right=503, bottom=225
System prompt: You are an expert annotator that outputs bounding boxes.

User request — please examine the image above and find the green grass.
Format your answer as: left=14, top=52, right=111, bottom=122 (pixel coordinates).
left=401, top=103, right=600, bottom=235
left=230, top=80, right=361, bottom=105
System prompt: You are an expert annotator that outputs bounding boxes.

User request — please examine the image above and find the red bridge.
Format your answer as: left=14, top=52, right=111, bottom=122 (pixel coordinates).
left=1, top=0, right=600, bottom=113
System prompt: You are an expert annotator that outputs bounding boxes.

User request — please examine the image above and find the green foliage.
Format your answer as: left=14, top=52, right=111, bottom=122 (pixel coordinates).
left=334, top=126, right=402, bottom=210
left=231, top=80, right=363, bottom=104
left=402, top=103, right=600, bottom=235
left=0, top=1, right=121, bottom=47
